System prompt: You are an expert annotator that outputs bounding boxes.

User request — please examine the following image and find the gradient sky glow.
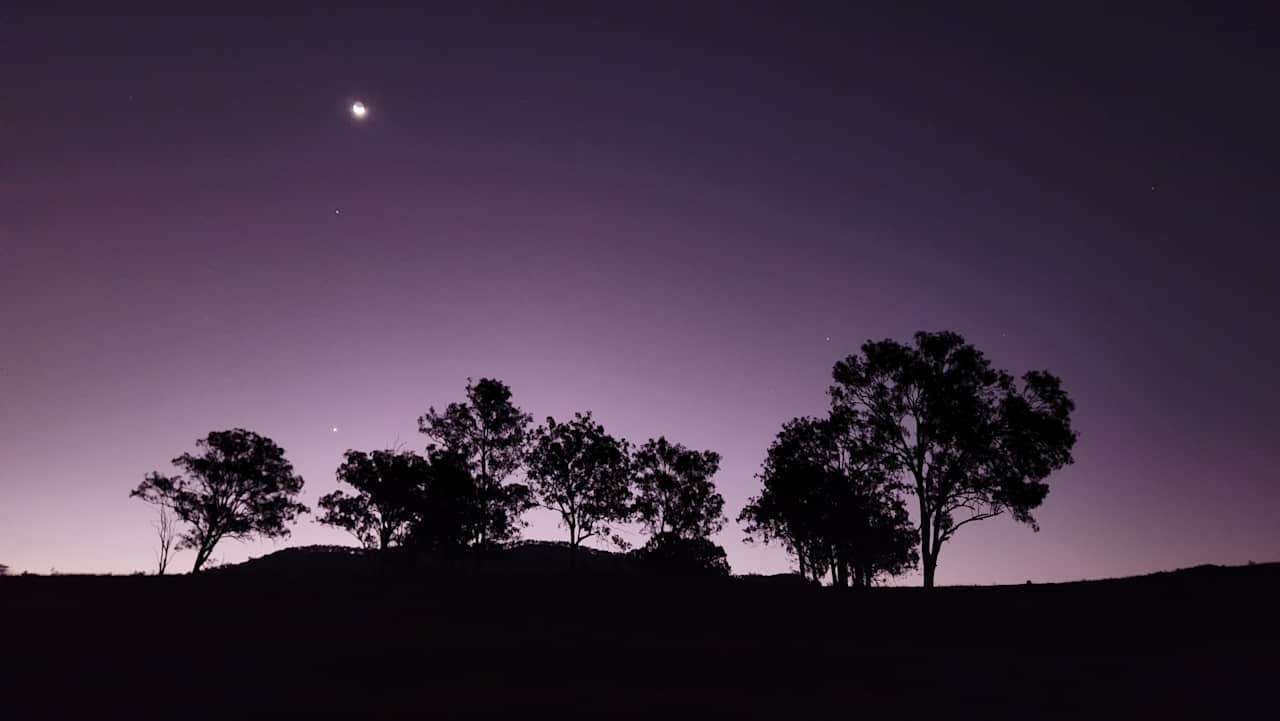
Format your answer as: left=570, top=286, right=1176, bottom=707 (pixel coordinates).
left=2, top=3, right=1277, bottom=582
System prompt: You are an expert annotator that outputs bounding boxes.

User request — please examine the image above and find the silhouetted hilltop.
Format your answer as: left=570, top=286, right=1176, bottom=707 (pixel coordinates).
left=1044, top=560, right=1280, bottom=596
left=209, top=545, right=368, bottom=575
left=500, top=540, right=630, bottom=571
left=212, top=541, right=632, bottom=577
left=210, top=544, right=1280, bottom=592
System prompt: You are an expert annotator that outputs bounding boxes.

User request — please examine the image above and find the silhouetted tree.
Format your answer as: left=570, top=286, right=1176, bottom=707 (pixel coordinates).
left=827, top=413, right=918, bottom=588
left=418, top=378, right=533, bottom=547
left=844, top=496, right=917, bottom=587
left=830, top=331, right=1077, bottom=587
left=318, top=450, right=429, bottom=552
left=152, top=503, right=178, bottom=575
left=408, top=448, right=487, bottom=555
left=741, top=417, right=843, bottom=582
left=631, top=532, right=731, bottom=576
left=633, top=437, right=726, bottom=541
left=526, top=412, right=633, bottom=568
left=740, top=416, right=916, bottom=587
left=0, top=563, right=8, bottom=576
left=130, top=429, right=309, bottom=573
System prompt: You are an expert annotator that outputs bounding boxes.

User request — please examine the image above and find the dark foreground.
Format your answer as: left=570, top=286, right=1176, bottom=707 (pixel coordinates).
left=3, top=563, right=1277, bottom=719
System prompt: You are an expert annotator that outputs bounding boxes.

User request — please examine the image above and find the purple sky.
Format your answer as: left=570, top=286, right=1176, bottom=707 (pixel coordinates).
left=3, top=4, right=1277, bottom=582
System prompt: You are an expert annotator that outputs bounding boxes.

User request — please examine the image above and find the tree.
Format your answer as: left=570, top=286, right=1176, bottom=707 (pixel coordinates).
left=632, top=437, right=726, bottom=541
left=739, top=416, right=916, bottom=587
left=740, top=417, right=839, bottom=583
left=130, top=429, right=309, bottom=573
left=526, top=412, right=633, bottom=568
left=836, top=489, right=918, bottom=588
left=152, top=503, right=179, bottom=575
left=830, top=331, right=1077, bottom=588
left=0, top=563, right=8, bottom=576
left=408, top=448, right=489, bottom=555
left=631, top=532, right=731, bottom=576
left=318, top=450, right=429, bottom=552
left=418, top=378, right=533, bottom=547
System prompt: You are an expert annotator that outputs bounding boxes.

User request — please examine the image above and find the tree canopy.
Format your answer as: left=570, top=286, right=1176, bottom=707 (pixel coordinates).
left=131, top=429, right=308, bottom=573
left=418, top=378, right=534, bottom=547
left=830, top=331, right=1077, bottom=587
left=632, top=437, right=725, bottom=542
left=526, top=412, right=633, bottom=567
left=740, top=416, right=916, bottom=587
left=318, top=450, right=430, bottom=551
left=408, top=447, right=497, bottom=555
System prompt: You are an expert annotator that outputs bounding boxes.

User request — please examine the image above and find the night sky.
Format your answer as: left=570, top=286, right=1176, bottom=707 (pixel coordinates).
left=3, top=3, right=1277, bottom=582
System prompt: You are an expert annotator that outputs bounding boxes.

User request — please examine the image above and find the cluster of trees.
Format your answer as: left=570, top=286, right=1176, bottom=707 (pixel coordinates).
left=132, top=379, right=729, bottom=575
left=740, top=416, right=918, bottom=587
left=741, top=331, right=1077, bottom=587
left=131, top=331, right=1076, bottom=587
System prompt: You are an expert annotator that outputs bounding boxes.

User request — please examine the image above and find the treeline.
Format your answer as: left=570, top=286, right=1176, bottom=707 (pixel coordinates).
left=131, top=378, right=730, bottom=575
left=130, top=331, right=1076, bottom=587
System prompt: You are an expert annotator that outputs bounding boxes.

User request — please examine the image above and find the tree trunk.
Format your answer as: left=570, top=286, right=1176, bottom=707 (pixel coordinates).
left=919, top=499, right=934, bottom=589
left=191, top=546, right=210, bottom=574
left=568, top=521, right=578, bottom=569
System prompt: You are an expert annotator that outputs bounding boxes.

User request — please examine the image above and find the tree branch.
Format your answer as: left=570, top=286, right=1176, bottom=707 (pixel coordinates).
left=939, top=511, right=1003, bottom=543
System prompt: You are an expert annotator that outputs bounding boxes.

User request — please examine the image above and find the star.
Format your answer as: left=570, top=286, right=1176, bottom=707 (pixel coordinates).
left=334, top=209, right=341, bottom=215
left=825, top=336, right=831, bottom=342
left=332, top=427, right=339, bottom=433
left=351, top=101, right=367, bottom=119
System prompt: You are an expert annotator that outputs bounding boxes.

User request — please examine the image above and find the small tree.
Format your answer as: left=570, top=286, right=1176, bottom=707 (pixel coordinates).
left=408, top=448, right=483, bottom=555
left=633, top=437, right=726, bottom=541
left=740, top=416, right=916, bottom=587
left=830, top=331, right=1077, bottom=587
left=130, top=429, right=309, bottom=573
left=418, top=378, right=533, bottom=547
left=741, top=417, right=831, bottom=583
left=526, top=412, right=633, bottom=568
left=153, top=503, right=178, bottom=575
left=0, top=563, right=9, bottom=576
left=318, top=450, right=429, bottom=552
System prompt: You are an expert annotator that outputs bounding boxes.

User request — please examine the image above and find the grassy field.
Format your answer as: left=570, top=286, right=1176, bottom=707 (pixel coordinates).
left=2, top=561, right=1276, bottom=719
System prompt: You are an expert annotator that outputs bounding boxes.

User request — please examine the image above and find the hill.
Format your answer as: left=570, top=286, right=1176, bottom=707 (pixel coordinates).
left=2, top=558, right=1276, bottom=718
left=213, top=542, right=1280, bottom=592
left=210, top=540, right=633, bottom=576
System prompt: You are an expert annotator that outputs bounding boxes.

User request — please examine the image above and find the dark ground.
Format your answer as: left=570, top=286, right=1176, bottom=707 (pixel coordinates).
left=2, top=559, right=1277, bottom=719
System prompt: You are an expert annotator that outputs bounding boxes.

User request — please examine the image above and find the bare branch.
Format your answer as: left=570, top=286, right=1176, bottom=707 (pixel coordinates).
left=939, top=511, right=1004, bottom=543
left=152, top=503, right=179, bottom=575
